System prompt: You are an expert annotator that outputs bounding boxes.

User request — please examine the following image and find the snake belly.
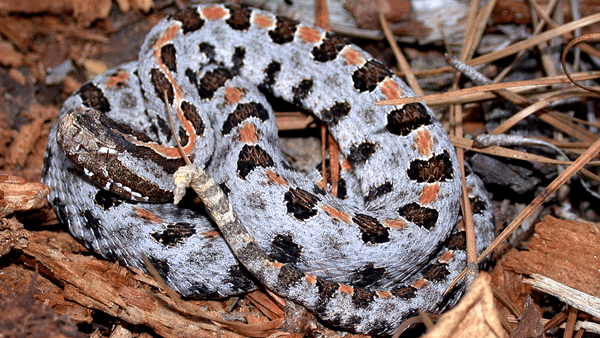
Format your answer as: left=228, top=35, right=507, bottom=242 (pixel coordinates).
left=42, top=4, right=494, bottom=334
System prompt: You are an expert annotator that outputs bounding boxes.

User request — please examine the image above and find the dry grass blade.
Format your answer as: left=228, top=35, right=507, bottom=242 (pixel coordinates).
left=375, top=71, right=600, bottom=106
left=379, top=12, right=423, bottom=96
left=446, top=136, right=600, bottom=294
left=407, top=12, right=600, bottom=77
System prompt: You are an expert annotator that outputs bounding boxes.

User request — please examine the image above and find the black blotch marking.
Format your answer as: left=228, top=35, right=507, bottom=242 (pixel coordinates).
left=397, top=202, right=439, bottom=230
left=292, top=79, right=313, bottom=105
left=365, top=182, right=393, bottom=202
left=146, top=255, right=170, bottom=280
left=50, top=197, right=68, bottom=226
left=81, top=210, right=103, bottom=243
left=313, top=183, right=327, bottom=196
left=407, top=151, right=454, bottom=183
left=321, top=101, right=350, bottom=125
left=98, top=115, right=153, bottom=143
left=226, top=5, right=251, bottom=30
left=187, top=282, right=218, bottom=298
left=237, top=144, right=274, bottom=179
left=353, top=214, right=390, bottom=244
left=270, top=234, right=303, bottom=265
left=315, top=278, right=339, bottom=315
left=219, top=182, right=231, bottom=196
left=180, top=101, right=205, bottom=135
left=199, top=42, right=216, bottom=60
left=154, top=115, right=170, bottom=139
left=284, top=188, right=320, bottom=221
left=422, top=262, right=450, bottom=282
left=196, top=67, right=234, bottom=99
left=226, top=265, right=255, bottom=293
left=78, top=83, right=110, bottom=113
left=275, top=264, right=305, bottom=293
left=160, top=44, right=177, bottom=72
left=391, top=285, right=417, bottom=299
left=386, top=103, right=432, bottom=136
left=94, top=189, right=123, bottom=210
left=365, top=319, right=396, bottom=336
left=222, top=102, right=269, bottom=135
left=173, top=7, right=204, bottom=33
left=232, top=47, right=245, bottom=72
left=150, top=69, right=174, bottom=104
left=269, top=16, right=298, bottom=44
left=447, top=231, right=466, bottom=250
left=352, top=59, right=392, bottom=92
left=178, top=126, right=189, bottom=146
left=351, top=263, right=386, bottom=287
left=312, top=32, right=348, bottom=62
left=470, top=196, right=486, bottom=214
left=352, top=288, right=375, bottom=309
left=259, top=61, right=281, bottom=91
left=347, top=141, right=377, bottom=166
left=151, top=223, right=196, bottom=247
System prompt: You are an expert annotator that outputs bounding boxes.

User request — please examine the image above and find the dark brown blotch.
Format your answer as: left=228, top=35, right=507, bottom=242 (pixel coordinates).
left=312, top=32, right=348, bottom=62
left=390, top=285, right=417, bottom=299
left=197, top=67, right=234, bottom=99
left=446, top=231, right=466, bottom=250
left=180, top=101, right=205, bottom=135
left=421, top=261, right=450, bottom=282
left=352, top=60, right=393, bottom=92
left=150, top=69, right=174, bottom=104
left=396, top=202, right=439, bottom=230
left=284, top=188, right=321, bottom=221
left=275, top=264, right=305, bottom=293
left=347, top=141, right=377, bottom=166
left=270, top=233, right=303, bottom=265
left=320, top=101, right=350, bottom=125
left=351, top=263, right=386, bottom=287
left=386, top=103, right=432, bottom=136
left=351, top=287, right=376, bottom=309
left=172, top=7, right=205, bottom=34
left=407, top=151, right=453, bottom=183
left=160, top=44, right=177, bottom=72
left=222, top=102, right=269, bottom=135
left=226, top=4, right=251, bottom=30
left=365, top=182, right=393, bottom=202
left=292, top=79, right=313, bottom=105
left=259, top=61, right=281, bottom=91
left=237, top=144, right=274, bottom=179
left=353, top=213, right=390, bottom=244
left=78, top=83, right=110, bottom=113
left=151, top=223, right=196, bottom=247
left=269, top=16, right=298, bottom=44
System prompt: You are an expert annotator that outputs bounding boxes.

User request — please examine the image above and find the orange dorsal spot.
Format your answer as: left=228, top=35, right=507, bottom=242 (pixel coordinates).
left=321, top=205, right=352, bottom=224
left=106, top=71, right=130, bottom=88
left=340, top=158, right=353, bottom=172
left=224, top=87, right=244, bottom=103
left=341, top=47, right=365, bottom=66
left=439, top=251, right=454, bottom=263
left=237, top=121, right=259, bottom=144
left=202, top=6, right=227, bottom=20
left=298, top=26, right=322, bottom=44
left=265, top=170, right=288, bottom=186
left=380, top=78, right=401, bottom=100
left=201, top=231, right=221, bottom=238
left=269, top=260, right=285, bottom=269
left=413, top=279, right=428, bottom=289
left=376, top=291, right=392, bottom=298
left=153, top=24, right=180, bottom=56
left=253, top=14, right=275, bottom=28
left=305, top=274, right=317, bottom=284
left=415, top=128, right=432, bottom=157
left=420, top=183, right=439, bottom=205
left=338, top=284, right=354, bottom=294
left=382, top=219, right=407, bottom=229
left=135, top=207, right=163, bottom=223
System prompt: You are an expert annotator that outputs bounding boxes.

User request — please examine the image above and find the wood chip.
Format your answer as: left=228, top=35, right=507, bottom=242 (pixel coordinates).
left=502, top=216, right=600, bottom=298
left=0, top=175, right=49, bottom=217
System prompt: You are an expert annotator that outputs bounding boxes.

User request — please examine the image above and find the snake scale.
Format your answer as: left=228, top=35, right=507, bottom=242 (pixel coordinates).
left=42, top=4, right=495, bottom=334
